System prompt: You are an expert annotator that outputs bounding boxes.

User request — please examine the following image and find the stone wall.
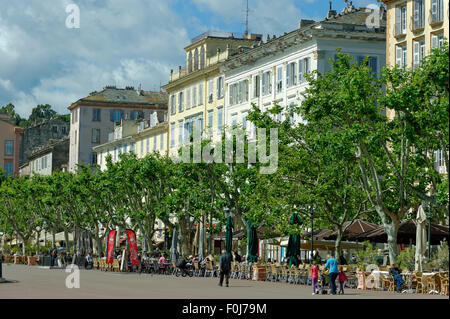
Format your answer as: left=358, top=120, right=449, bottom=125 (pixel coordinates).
left=20, top=117, right=69, bottom=166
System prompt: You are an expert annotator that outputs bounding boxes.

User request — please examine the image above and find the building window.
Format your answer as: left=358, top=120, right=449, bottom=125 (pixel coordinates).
left=5, top=141, right=13, bottom=156
left=434, top=150, right=446, bottom=173
left=4, top=161, right=13, bottom=177
left=146, top=138, right=150, bottom=153
left=62, top=126, right=68, bottom=135
left=186, top=87, right=191, bottom=109
left=194, top=49, right=199, bottom=70
left=395, top=5, right=407, bottom=35
left=178, top=121, right=183, bottom=144
left=298, top=58, right=311, bottom=84
left=208, top=110, right=213, bottom=129
left=431, top=0, right=444, bottom=23
left=253, top=75, right=260, bottom=98
left=262, top=71, right=272, bottom=96
left=52, top=126, right=58, bottom=134
left=217, top=76, right=224, bottom=99
left=170, top=123, right=175, bottom=147
left=110, top=110, right=122, bottom=123
left=193, top=86, right=197, bottom=107
left=208, top=79, right=214, bottom=103
left=357, top=56, right=378, bottom=78
left=178, top=91, right=184, bottom=112
left=198, top=83, right=204, bottom=105
left=153, top=136, right=157, bottom=151
left=286, top=62, right=297, bottom=88
left=200, top=46, right=205, bottom=69
left=431, top=33, right=444, bottom=49
left=170, top=95, right=176, bottom=115
left=217, top=108, right=223, bottom=134
left=242, top=113, right=247, bottom=130
left=276, top=66, right=283, bottom=93
left=413, top=0, right=425, bottom=30
left=92, top=129, right=101, bottom=143
left=413, top=40, right=425, bottom=69
left=396, top=45, right=407, bottom=68
left=93, top=109, right=101, bottom=121
left=160, top=133, right=164, bottom=149
left=229, top=80, right=249, bottom=106
left=89, top=153, right=97, bottom=167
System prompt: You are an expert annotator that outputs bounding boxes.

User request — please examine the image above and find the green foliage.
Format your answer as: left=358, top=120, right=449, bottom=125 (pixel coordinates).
left=397, top=247, right=416, bottom=271
left=354, top=241, right=379, bottom=268
left=433, top=239, right=449, bottom=270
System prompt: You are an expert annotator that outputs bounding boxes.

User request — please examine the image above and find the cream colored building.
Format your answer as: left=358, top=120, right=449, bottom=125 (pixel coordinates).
left=93, top=118, right=168, bottom=171
left=382, top=0, right=448, bottom=175
left=382, top=0, right=448, bottom=71
left=162, top=31, right=262, bottom=157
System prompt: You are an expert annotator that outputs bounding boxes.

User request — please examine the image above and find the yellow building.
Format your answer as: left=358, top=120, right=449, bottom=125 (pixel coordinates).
left=382, top=0, right=448, bottom=69
left=382, top=0, right=448, bottom=175
left=162, top=31, right=261, bottom=157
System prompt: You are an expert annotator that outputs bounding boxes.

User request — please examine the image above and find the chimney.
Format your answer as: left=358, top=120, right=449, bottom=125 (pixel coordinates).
left=299, top=19, right=315, bottom=29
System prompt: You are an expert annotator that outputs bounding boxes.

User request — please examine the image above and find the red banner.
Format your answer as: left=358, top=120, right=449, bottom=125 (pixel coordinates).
left=126, top=229, right=139, bottom=266
left=106, top=230, right=117, bottom=264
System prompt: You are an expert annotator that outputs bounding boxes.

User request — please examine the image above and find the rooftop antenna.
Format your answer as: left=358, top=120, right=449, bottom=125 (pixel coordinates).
left=244, top=0, right=250, bottom=37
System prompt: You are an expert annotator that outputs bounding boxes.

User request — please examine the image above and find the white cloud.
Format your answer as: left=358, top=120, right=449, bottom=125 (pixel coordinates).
left=0, top=0, right=190, bottom=117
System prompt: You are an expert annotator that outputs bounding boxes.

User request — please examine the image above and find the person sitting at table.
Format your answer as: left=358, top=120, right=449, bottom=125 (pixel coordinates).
left=389, top=263, right=404, bottom=292
left=85, top=251, right=94, bottom=270
left=158, top=254, right=166, bottom=264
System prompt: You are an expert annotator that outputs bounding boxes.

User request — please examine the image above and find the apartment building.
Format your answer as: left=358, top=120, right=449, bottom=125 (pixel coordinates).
left=93, top=118, right=168, bottom=171
left=382, top=0, right=448, bottom=174
left=162, top=31, right=262, bottom=157
left=67, top=86, right=168, bottom=172
left=382, top=0, right=448, bottom=70
left=0, top=114, right=23, bottom=177
left=221, top=5, right=386, bottom=135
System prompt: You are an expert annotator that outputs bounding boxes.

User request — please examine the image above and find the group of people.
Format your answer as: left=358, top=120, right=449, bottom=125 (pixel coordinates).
left=310, top=256, right=348, bottom=295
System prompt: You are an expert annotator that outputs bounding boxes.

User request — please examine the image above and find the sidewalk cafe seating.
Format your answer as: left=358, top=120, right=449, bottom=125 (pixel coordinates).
left=439, top=272, right=449, bottom=296
left=204, top=260, right=215, bottom=277
left=380, top=274, right=394, bottom=291
left=415, top=272, right=425, bottom=293
left=193, top=261, right=201, bottom=277
left=427, top=273, right=440, bottom=294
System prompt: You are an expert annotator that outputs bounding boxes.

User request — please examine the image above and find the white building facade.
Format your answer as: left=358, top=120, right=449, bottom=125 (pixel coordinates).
left=221, top=8, right=386, bottom=134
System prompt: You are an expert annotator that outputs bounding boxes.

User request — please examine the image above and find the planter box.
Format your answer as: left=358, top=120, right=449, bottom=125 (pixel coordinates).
left=252, top=266, right=266, bottom=281
left=27, top=256, right=37, bottom=266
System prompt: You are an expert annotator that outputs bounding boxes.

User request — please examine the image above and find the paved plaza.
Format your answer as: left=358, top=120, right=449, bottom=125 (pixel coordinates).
left=0, top=264, right=447, bottom=299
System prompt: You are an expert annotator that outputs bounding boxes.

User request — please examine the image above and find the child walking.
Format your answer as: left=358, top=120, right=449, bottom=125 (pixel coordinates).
left=311, top=260, right=319, bottom=295
left=338, top=266, right=347, bottom=294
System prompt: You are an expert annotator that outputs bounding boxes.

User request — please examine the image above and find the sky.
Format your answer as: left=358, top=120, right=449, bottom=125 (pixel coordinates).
left=0, top=0, right=375, bottom=117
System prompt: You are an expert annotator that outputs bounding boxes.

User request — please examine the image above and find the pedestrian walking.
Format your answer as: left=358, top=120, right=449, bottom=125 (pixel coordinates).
left=218, top=250, right=231, bottom=287
left=338, top=266, right=347, bottom=294
left=324, top=255, right=339, bottom=295
left=311, top=260, right=319, bottom=295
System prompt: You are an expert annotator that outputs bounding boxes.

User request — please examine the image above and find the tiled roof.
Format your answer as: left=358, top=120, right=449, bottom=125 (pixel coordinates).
left=79, top=87, right=168, bottom=105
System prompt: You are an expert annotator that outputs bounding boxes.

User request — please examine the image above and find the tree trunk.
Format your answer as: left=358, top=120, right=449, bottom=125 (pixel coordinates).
left=21, top=235, right=26, bottom=255
left=385, top=222, right=400, bottom=264
left=199, top=217, right=205, bottom=260
left=64, top=228, right=70, bottom=254
left=335, top=227, right=343, bottom=262
left=52, top=229, right=56, bottom=248
left=95, top=224, right=102, bottom=257
left=35, top=231, right=40, bottom=255
left=171, top=228, right=178, bottom=261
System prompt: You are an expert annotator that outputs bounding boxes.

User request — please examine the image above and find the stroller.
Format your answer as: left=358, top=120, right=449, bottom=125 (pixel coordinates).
left=318, top=272, right=330, bottom=295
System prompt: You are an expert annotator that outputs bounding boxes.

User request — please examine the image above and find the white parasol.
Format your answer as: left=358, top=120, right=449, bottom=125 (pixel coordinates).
left=415, top=205, right=428, bottom=272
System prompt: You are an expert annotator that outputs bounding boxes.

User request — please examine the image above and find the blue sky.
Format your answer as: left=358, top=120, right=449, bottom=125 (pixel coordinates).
left=0, top=0, right=375, bottom=117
